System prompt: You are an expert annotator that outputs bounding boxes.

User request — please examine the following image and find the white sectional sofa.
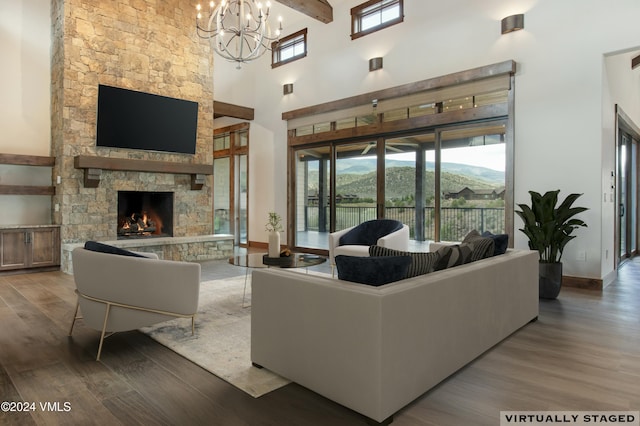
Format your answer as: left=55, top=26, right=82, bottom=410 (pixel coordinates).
left=250, top=249, right=539, bottom=424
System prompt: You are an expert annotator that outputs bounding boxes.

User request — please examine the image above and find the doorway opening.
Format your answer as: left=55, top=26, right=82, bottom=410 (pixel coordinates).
left=616, top=106, right=640, bottom=266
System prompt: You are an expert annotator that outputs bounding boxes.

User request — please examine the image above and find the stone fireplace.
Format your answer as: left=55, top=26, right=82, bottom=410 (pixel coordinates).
left=50, top=0, right=234, bottom=272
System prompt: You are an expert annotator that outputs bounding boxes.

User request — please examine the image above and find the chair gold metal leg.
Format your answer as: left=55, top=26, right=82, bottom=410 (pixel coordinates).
left=73, top=290, right=198, bottom=359
left=96, top=303, right=112, bottom=361
left=69, top=300, right=80, bottom=336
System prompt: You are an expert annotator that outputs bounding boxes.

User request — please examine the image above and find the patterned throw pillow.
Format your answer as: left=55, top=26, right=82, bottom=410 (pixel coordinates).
left=369, top=245, right=440, bottom=278
left=462, top=230, right=496, bottom=261
left=433, top=244, right=473, bottom=271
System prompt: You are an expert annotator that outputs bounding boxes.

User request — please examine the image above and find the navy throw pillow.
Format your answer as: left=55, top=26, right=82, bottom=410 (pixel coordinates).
left=481, top=231, right=509, bottom=255
left=335, top=255, right=411, bottom=286
left=84, top=241, right=146, bottom=258
left=339, top=219, right=403, bottom=246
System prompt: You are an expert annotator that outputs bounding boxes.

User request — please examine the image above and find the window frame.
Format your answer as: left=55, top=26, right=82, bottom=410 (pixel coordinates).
left=284, top=61, right=516, bottom=253
left=213, top=122, right=250, bottom=246
left=271, top=28, right=308, bottom=68
left=351, top=0, right=404, bottom=41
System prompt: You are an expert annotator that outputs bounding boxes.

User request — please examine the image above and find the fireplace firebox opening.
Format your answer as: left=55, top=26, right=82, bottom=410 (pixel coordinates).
left=117, top=191, right=174, bottom=239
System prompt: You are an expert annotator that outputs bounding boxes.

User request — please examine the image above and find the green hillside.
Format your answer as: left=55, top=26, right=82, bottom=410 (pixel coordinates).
left=309, top=166, right=501, bottom=201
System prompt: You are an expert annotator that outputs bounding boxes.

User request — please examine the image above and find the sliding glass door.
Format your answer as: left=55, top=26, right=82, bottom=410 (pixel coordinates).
left=438, top=122, right=506, bottom=241
left=618, top=131, right=638, bottom=261
left=619, top=134, right=627, bottom=259
left=384, top=132, right=435, bottom=247
left=236, top=153, right=248, bottom=245
left=335, top=141, right=378, bottom=230
left=213, top=157, right=231, bottom=234
left=632, top=143, right=637, bottom=256
left=294, top=146, right=330, bottom=250
left=286, top=62, right=514, bottom=253
left=291, top=119, right=507, bottom=252
left=213, top=124, right=249, bottom=247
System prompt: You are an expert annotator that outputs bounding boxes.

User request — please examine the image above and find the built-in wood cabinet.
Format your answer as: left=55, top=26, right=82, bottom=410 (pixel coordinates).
left=0, top=226, right=61, bottom=272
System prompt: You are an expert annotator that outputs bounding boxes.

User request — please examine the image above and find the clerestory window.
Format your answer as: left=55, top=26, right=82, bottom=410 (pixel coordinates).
left=272, top=29, right=307, bottom=68
left=351, top=0, right=403, bottom=40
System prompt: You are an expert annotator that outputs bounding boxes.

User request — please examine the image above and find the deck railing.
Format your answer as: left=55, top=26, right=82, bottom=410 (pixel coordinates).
left=304, top=205, right=505, bottom=242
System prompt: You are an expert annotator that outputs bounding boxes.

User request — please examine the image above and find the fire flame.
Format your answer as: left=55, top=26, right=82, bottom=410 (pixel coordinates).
left=119, top=210, right=163, bottom=236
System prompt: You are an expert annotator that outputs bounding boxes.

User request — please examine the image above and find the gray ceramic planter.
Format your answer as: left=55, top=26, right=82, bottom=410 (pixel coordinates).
left=539, top=262, right=562, bottom=299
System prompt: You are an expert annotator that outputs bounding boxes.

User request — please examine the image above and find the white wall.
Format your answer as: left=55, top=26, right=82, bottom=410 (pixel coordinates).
left=0, top=0, right=52, bottom=225
left=0, top=0, right=51, bottom=155
left=213, top=0, right=640, bottom=280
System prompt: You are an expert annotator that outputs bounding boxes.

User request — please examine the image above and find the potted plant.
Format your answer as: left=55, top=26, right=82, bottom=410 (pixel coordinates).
left=515, top=190, right=588, bottom=299
left=265, top=212, right=283, bottom=258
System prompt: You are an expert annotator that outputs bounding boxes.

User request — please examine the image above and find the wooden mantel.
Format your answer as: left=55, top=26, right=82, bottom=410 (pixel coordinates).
left=73, top=156, right=213, bottom=190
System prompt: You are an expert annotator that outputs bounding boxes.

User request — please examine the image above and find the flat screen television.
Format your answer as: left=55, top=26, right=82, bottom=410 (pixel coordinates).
left=96, top=84, right=198, bottom=155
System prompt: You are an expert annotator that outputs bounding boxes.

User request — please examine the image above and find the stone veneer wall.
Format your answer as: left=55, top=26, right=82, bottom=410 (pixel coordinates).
left=51, top=0, right=214, bottom=245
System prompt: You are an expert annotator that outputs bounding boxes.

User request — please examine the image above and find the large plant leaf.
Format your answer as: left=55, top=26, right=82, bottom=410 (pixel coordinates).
left=536, top=190, right=559, bottom=225
left=515, top=204, right=537, bottom=227
left=516, top=202, right=547, bottom=257
left=557, top=209, right=588, bottom=227
left=516, top=190, right=588, bottom=262
left=556, top=192, right=585, bottom=211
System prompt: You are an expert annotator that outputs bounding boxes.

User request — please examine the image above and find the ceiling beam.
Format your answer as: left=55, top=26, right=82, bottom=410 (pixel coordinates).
left=213, top=101, right=254, bottom=120
left=632, top=54, right=640, bottom=70
left=275, top=0, right=333, bottom=24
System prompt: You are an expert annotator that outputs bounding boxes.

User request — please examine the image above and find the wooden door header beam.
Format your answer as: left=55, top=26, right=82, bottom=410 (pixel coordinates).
left=214, top=101, right=255, bottom=120
left=276, top=0, right=333, bottom=24
left=282, top=60, right=516, bottom=121
left=632, top=54, right=640, bottom=70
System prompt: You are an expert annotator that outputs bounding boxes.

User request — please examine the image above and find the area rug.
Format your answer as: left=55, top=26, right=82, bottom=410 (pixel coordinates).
left=140, top=274, right=290, bottom=398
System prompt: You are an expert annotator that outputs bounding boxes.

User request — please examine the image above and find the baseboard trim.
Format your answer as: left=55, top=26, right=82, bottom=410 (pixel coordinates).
left=601, top=269, right=617, bottom=289
left=562, top=275, right=603, bottom=291
left=248, top=241, right=269, bottom=250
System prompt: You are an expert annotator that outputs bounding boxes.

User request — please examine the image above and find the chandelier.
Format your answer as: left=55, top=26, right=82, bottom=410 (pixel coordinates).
left=196, top=0, right=283, bottom=69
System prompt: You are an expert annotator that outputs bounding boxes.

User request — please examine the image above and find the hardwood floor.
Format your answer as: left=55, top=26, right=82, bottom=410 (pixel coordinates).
left=1, top=257, right=639, bottom=425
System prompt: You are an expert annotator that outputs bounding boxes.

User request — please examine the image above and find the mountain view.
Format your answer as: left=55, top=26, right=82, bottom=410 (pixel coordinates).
left=308, top=159, right=504, bottom=202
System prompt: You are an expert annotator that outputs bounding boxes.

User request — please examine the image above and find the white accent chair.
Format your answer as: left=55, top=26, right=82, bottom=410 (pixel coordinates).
left=69, top=244, right=201, bottom=361
left=329, top=219, right=410, bottom=275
